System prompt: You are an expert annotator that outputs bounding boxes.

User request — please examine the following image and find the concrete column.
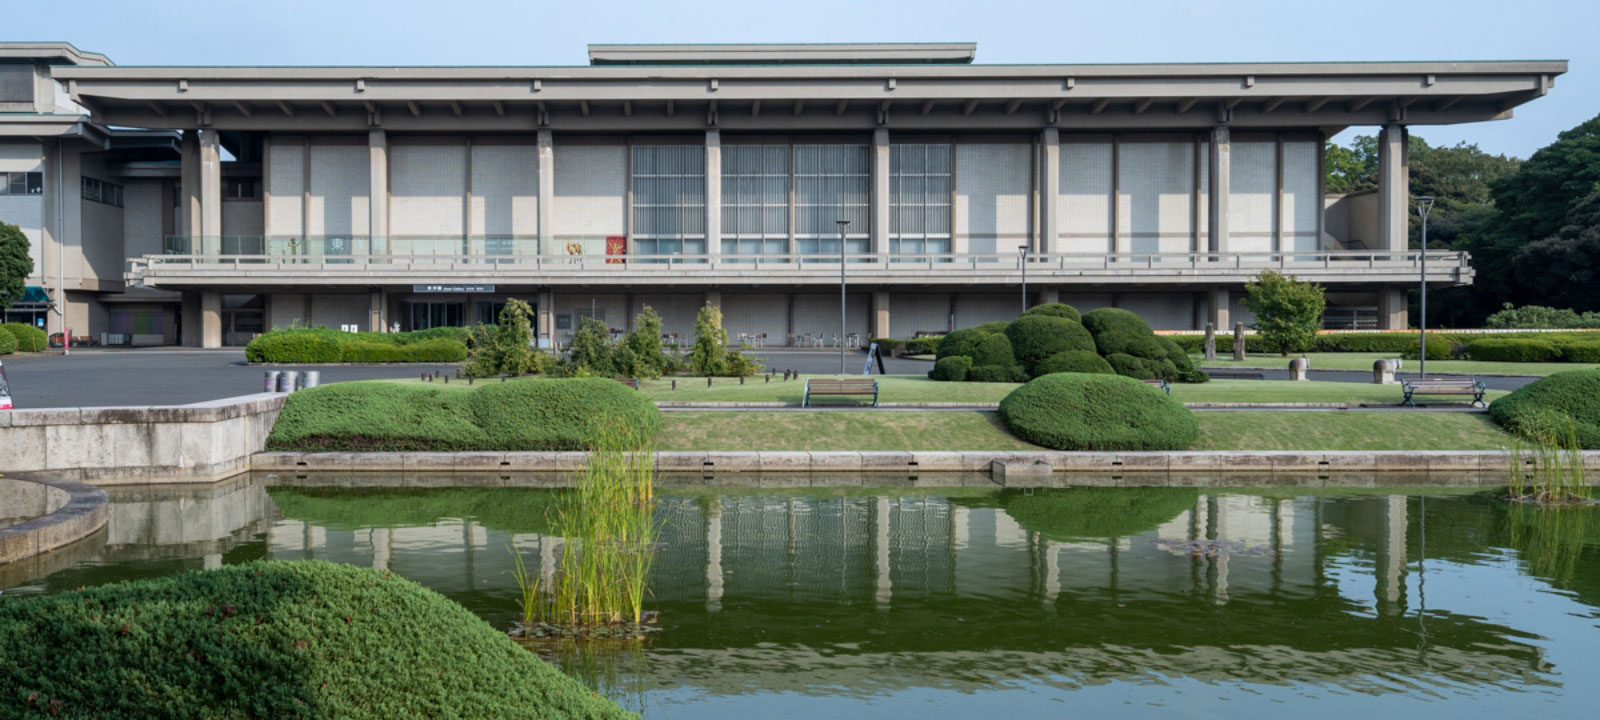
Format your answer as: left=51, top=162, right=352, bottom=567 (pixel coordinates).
left=369, top=129, right=388, bottom=254
left=1038, top=128, right=1060, bottom=254
left=536, top=290, right=553, bottom=347
left=1038, top=287, right=1059, bottom=305
left=537, top=130, right=555, bottom=254
left=199, top=130, right=223, bottom=242
left=1207, top=126, right=1231, bottom=254
left=871, top=128, right=891, bottom=262
left=368, top=289, right=383, bottom=332
left=180, top=131, right=202, bottom=243
left=1208, top=286, right=1231, bottom=331
left=1378, top=124, right=1410, bottom=254
left=180, top=291, right=201, bottom=347
left=705, top=129, right=722, bottom=259
left=200, top=291, right=222, bottom=348
left=872, top=290, right=891, bottom=339
left=1379, top=285, right=1408, bottom=330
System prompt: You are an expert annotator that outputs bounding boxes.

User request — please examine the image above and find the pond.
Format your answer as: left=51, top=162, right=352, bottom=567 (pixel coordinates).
left=3, top=473, right=1599, bottom=719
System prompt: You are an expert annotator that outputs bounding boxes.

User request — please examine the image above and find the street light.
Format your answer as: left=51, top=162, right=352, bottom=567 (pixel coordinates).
left=1018, top=244, right=1030, bottom=314
left=1417, top=196, right=1435, bottom=379
left=837, top=219, right=850, bottom=375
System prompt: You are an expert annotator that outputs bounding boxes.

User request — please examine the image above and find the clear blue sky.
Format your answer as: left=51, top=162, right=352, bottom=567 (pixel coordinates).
left=8, top=0, right=1591, bottom=159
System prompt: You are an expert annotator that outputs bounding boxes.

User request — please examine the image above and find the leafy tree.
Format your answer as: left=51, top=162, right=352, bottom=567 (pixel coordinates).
left=1323, top=136, right=1378, bottom=194
left=1510, top=191, right=1600, bottom=313
left=687, top=303, right=728, bottom=376
left=567, top=316, right=616, bottom=375
left=1485, top=303, right=1600, bottom=330
left=622, top=305, right=668, bottom=378
left=463, top=298, right=551, bottom=377
left=1241, top=270, right=1326, bottom=356
left=0, top=222, right=32, bottom=310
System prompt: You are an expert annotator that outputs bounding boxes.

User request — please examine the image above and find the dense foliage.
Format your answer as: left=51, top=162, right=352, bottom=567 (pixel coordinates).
left=0, top=327, right=15, bottom=354
left=565, top=306, right=676, bottom=379
left=0, top=561, right=632, bottom=719
left=1033, top=349, right=1114, bottom=376
left=1485, top=304, right=1600, bottom=329
left=930, top=305, right=1205, bottom=384
left=997, top=373, right=1198, bottom=451
left=0, top=221, right=31, bottom=311
left=1488, top=369, right=1600, bottom=448
left=1, top=323, right=46, bottom=352
left=687, top=304, right=761, bottom=377
left=464, top=299, right=553, bottom=377
left=929, top=355, right=972, bottom=381
left=248, top=327, right=470, bottom=364
left=1241, top=270, right=1326, bottom=355
left=1023, top=302, right=1082, bottom=323
left=1005, top=314, right=1097, bottom=373
left=266, top=378, right=659, bottom=451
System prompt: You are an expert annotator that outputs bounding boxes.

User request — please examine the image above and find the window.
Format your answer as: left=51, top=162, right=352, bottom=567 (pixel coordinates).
left=889, top=144, right=952, bottom=260
left=0, top=172, right=43, bottom=196
left=794, top=144, right=870, bottom=262
left=721, top=145, right=789, bottom=260
left=223, top=177, right=259, bottom=200
left=631, top=145, right=706, bottom=260
left=81, top=176, right=124, bottom=207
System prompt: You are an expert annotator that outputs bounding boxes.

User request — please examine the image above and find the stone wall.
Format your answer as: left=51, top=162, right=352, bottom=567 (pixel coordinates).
left=0, top=393, right=286, bottom=483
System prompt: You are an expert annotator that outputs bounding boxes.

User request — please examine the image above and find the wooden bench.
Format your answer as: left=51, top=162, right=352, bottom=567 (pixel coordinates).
left=803, top=377, right=879, bottom=407
left=613, top=377, right=639, bottom=390
left=1401, top=378, right=1486, bottom=407
left=1208, top=370, right=1267, bottom=380
left=1141, top=378, right=1171, bottom=395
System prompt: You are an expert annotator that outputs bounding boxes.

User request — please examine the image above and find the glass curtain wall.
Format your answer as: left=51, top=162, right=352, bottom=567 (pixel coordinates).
left=631, top=145, right=706, bottom=261
left=890, top=144, right=953, bottom=261
left=721, top=145, right=790, bottom=262
left=794, top=145, right=870, bottom=262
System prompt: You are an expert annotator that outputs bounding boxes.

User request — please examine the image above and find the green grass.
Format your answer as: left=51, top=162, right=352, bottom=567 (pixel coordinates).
left=1193, top=411, right=1517, bottom=451
left=1171, top=379, right=1507, bottom=405
left=1193, top=351, right=1600, bottom=376
left=0, top=561, right=631, bottom=719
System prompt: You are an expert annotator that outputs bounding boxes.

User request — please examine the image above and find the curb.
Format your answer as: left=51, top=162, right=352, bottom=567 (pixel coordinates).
left=0, top=474, right=109, bottom=565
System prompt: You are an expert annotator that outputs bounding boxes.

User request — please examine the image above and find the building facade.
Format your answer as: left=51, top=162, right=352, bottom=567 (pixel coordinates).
left=0, top=42, right=1565, bottom=347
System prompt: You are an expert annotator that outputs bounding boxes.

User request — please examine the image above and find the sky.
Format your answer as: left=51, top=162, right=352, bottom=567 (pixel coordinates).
left=6, top=0, right=1592, bottom=159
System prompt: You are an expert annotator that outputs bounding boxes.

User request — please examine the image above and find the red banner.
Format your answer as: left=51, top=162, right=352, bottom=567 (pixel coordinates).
left=605, top=236, right=626, bottom=264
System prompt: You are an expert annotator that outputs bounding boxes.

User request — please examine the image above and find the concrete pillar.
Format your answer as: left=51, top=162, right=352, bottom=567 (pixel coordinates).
left=1207, top=126, right=1231, bottom=255
left=369, top=129, right=388, bottom=254
left=1208, top=286, right=1231, bottom=331
left=1038, top=287, right=1059, bottom=305
left=199, top=130, right=223, bottom=243
left=871, top=128, right=891, bottom=262
left=872, top=290, right=891, bottom=339
left=705, top=129, right=722, bottom=260
left=536, top=130, right=555, bottom=254
left=180, top=291, right=201, bottom=347
left=1378, top=124, right=1410, bottom=254
left=1039, top=128, right=1060, bottom=254
left=536, top=290, right=553, bottom=347
left=200, top=291, right=222, bottom=348
left=368, top=289, right=383, bottom=332
left=1379, top=285, right=1408, bottom=330
left=180, top=131, right=202, bottom=244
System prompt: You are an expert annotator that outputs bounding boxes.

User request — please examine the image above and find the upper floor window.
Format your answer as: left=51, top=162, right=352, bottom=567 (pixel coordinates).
left=0, top=172, right=43, bottom=196
left=794, top=144, right=870, bottom=260
left=82, top=176, right=124, bottom=207
left=721, top=145, right=789, bottom=257
left=223, top=177, right=260, bottom=200
left=631, top=145, right=706, bottom=258
left=889, top=144, right=952, bottom=259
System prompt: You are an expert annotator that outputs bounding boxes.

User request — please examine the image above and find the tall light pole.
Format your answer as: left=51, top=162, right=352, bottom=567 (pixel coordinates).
left=1417, top=196, right=1434, bottom=379
left=837, top=219, right=850, bottom=375
left=1018, top=244, right=1030, bottom=314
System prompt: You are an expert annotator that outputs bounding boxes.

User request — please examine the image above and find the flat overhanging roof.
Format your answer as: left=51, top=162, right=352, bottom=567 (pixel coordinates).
left=588, top=42, right=978, bottom=65
left=0, top=42, right=112, bottom=66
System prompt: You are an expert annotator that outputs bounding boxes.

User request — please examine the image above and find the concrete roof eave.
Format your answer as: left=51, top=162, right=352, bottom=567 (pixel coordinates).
left=0, top=115, right=111, bottom=149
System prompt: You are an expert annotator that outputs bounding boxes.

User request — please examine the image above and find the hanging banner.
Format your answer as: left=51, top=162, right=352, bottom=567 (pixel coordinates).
left=606, top=236, right=627, bottom=264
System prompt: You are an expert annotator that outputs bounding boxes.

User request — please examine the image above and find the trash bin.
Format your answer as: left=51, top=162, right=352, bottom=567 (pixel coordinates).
left=264, top=371, right=282, bottom=392
left=277, top=371, right=299, bottom=393
left=299, top=370, right=320, bottom=390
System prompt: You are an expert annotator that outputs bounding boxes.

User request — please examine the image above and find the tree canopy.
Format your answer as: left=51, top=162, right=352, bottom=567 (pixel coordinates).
left=0, top=222, right=32, bottom=310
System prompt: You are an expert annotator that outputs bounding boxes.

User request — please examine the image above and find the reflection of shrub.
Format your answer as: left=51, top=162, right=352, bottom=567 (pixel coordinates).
left=0, top=561, right=631, bottom=719
left=1034, top=350, right=1114, bottom=375
left=998, top=373, right=1197, bottom=450
left=267, top=487, right=563, bottom=536
left=998, top=487, right=1200, bottom=541
left=1489, top=369, right=1600, bottom=448
left=929, top=355, right=972, bottom=381
left=1005, top=315, right=1096, bottom=372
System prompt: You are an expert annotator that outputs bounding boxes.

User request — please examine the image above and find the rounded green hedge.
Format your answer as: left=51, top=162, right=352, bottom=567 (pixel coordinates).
left=247, top=331, right=342, bottom=363
left=1560, top=340, right=1600, bottom=363
left=1105, top=352, right=1178, bottom=381
left=0, top=561, right=630, bottom=719
left=469, top=377, right=660, bottom=451
left=1159, top=337, right=1209, bottom=383
left=246, top=329, right=469, bottom=363
left=970, top=333, right=1017, bottom=367
left=1488, top=369, right=1600, bottom=448
left=404, top=338, right=470, bottom=362
left=1467, top=337, right=1559, bottom=363
left=340, top=341, right=404, bottom=363
left=935, top=328, right=988, bottom=360
left=974, top=320, right=1012, bottom=335
left=1, top=323, right=47, bottom=352
left=1005, top=315, right=1096, bottom=372
left=1404, top=336, right=1454, bottom=361
left=1023, top=303, right=1082, bottom=323
left=1034, top=350, right=1114, bottom=375
left=998, top=373, right=1198, bottom=451
left=0, top=328, right=15, bottom=354
left=929, top=355, right=972, bottom=381
left=1081, top=308, right=1165, bottom=359
left=969, top=364, right=1029, bottom=383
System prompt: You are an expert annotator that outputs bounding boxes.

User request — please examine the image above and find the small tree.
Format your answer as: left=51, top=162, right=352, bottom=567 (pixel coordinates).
left=568, top=316, right=616, bottom=375
left=1241, top=270, right=1326, bottom=356
left=464, top=298, right=549, bottom=377
left=623, top=305, right=667, bottom=378
left=688, top=303, right=728, bottom=376
left=0, top=222, right=33, bottom=310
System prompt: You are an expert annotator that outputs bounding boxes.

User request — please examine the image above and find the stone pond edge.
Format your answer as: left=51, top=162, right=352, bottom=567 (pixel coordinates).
left=0, top=474, right=109, bottom=566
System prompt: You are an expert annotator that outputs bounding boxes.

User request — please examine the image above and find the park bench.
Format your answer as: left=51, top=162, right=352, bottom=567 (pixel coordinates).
left=1401, top=378, right=1487, bottom=407
left=613, top=377, right=639, bottom=390
left=803, top=377, right=879, bottom=408
left=1208, top=370, right=1267, bottom=380
left=1141, top=378, right=1172, bottom=395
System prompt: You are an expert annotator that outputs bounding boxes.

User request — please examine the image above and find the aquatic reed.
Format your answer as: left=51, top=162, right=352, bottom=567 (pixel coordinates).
left=1506, top=412, right=1590, bottom=505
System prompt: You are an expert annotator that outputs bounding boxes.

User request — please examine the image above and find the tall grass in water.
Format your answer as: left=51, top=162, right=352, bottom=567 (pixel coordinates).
left=512, top=416, right=658, bottom=633
left=1507, top=502, right=1599, bottom=583
left=1506, top=413, right=1591, bottom=506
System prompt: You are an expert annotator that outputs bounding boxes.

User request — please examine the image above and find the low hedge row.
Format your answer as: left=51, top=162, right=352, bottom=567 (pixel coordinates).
left=1467, top=337, right=1600, bottom=363
left=1, top=323, right=47, bottom=352
left=1168, top=330, right=1600, bottom=361
left=266, top=377, right=660, bottom=451
left=0, top=561, right=631, bottom=719
left=247, top=328, right=469, bottom=364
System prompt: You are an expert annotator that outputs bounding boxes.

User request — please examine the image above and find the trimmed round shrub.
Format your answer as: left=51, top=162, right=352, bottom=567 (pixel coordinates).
left=1082, top=307, right=1165, bottom=359
left=1005, top=315, right=1097, bottom=373
left=1159, top=336, right=1209, bottom=383
left=1023, top=302, right=1082, bottom=323
left=1488, top=369, right=1600, bottom=448
left=998, top=373, right=1198, bottom=450
left=1467, top=337, right=1559, bottom=363
left=0, top=328, right=15, bottom=354
left=470, top=377, right=661, bottom=451
left=935, top=328, right=988, bottom=360
left=1403, top=335, right=1454, bottom=361
left=968, top=364, right=1029, bottom=383
left=1105, top=352, right=1166, bottom=380
left=969, top=333, right=1017, bottom=367
left=0, top=561, right=631, bottom=719
left=974, top=320, right=1012, bottom=335
left=339, top=341, right=403, bottom=363
left=267, top=382, right=486, bottom=451
left=929, top=355, right=973, bottom=381
left=1034, top=350, right=1114, bottom=375
left=1, top=323, right=47, bottom=352
left=246, top=330, right=342, bottom=363
left=403, top=338, right=469, bottom=362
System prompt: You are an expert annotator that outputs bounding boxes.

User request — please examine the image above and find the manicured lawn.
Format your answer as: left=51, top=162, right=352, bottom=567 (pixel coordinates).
left=1192, top=351, right=1600, bottom=377
left=657, top=409, right=1518, bottom=452
left=1170, top=379, right=1506, bottom=405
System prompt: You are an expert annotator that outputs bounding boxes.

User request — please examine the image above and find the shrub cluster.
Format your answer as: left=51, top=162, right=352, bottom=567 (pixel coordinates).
left=929, top=304, right=1206, bottom=384
left=1488, top=369, right=1600, bottom=449
left=0, top=561, right=631, bottom=719
left=1, top=323, right=47, bottom=352
left=905, top=335, right=943, bottom=355
left=0, top=328, right=15, bottom=354
left=1468, top=336, right=1600, bottom=363
left=266, top=377, right=660, bottom=451
left=1486, top=304, right=1600, bottom=330
left=998, top=373, right=1198, bottom=451
left=247, top=327, right=469, bottom=364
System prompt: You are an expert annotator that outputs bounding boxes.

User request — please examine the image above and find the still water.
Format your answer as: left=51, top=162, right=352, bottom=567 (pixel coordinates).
left=3, top=474, right=1598, bottom=719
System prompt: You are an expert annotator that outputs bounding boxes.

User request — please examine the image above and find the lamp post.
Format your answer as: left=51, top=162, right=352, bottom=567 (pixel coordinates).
left=1417, top=196, right=1434, bottom=379
left=837, top=219, right=850, bottom=375
left=1018, top=244, right=1030, bottom=314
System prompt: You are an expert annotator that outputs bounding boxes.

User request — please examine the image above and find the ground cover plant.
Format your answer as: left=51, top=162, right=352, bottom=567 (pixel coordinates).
left=931, top=303, right=1206, bottom=384
left=997, top=373, right=1199, bottom=451
left=0, top=560, right=632, bottom=719
left=1489, top=369, right=1600, bottom=450
left=247, top=326, right=470, bottom=364
left=266, top=378, right=660, bottom=451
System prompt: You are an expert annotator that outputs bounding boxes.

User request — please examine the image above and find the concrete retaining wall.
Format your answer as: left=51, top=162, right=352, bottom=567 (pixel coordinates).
left=0, top=393, right=287, bottom=483
left=0, top=475, right=108, bottom=565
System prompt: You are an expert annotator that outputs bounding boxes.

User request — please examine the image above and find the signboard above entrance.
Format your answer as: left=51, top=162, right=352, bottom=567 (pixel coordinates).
left=412, top=284, right=495, bottom=293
